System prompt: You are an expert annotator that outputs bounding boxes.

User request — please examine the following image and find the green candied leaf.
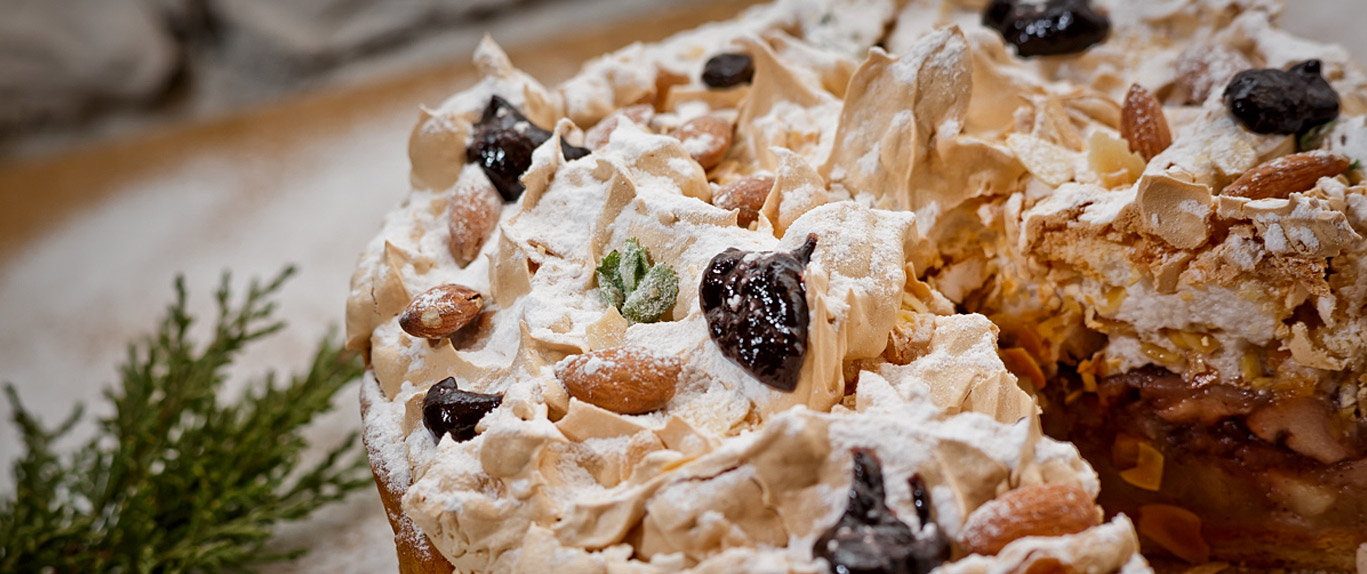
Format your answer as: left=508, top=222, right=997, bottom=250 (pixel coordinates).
left=618, top=239, right=650, bottom=294
left=596, top=250, right=625, bottom=308
left=621, top=263, right=679, bottom=323
left=1297, top=121, right=1335, bottom=152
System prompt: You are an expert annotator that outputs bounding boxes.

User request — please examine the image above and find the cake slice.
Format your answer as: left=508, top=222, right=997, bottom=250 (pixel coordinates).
left=887, top=0, right=1367, bottom=568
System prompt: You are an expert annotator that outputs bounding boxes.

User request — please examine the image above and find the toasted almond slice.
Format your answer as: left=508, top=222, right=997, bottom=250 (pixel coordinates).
left=399, top=284, right=484, bottom=339
left=1121, top=84, right=1173, bottom=162
left=1221, top=151, right=1350, bottom=199
left=1000, top=347, right=1047, bottom=390
left=1117, top=440, right=1164, bottom=491
left=556, top=346, right=681, bottom=415
left=959, top=483, right=1102, bottom=556
left=1138, top=504, right=1211, bottom=563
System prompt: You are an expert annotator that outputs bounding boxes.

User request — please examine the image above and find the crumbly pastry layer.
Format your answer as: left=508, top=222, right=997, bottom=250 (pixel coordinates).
left=348, top=0, right=1367, bottom=571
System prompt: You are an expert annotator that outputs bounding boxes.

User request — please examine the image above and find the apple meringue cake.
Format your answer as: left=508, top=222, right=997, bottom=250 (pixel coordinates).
left=347, top=0, right=1367, bottom=571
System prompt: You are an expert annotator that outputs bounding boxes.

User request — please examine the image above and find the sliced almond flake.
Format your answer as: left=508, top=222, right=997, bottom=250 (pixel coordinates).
left=1007, top=133, right=1077, bottom=187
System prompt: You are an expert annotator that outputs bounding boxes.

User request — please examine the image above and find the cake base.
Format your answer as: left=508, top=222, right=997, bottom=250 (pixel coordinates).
left=361, top=372, right=455, bottom=574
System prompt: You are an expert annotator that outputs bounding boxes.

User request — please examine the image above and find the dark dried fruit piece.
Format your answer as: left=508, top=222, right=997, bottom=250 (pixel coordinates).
left=982, top=0, right=1110, bottom=58
left=466, top=95, right=591, bottom=201
left=814, top=450, right=944, bottom=574
left=702, top=53, right=754, bottom=88
left=1223, top=59, right=1340, bottom=135
left=421, top=377, right=502, bottom=443
left=700, top=235, right=816, bottom=392
left=908, top=474, right=950, bottom=574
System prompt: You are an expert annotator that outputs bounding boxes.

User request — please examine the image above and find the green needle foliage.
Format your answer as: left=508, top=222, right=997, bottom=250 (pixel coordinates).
left=0, top=267, right=370, bottom=573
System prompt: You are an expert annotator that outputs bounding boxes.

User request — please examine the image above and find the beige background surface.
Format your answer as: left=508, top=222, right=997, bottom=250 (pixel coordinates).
left=0, top=2, right=1364, bottom=572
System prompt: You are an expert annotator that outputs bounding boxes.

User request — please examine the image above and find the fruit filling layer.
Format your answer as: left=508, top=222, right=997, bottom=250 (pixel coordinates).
left=1041, top=367, right=1367, bottom=568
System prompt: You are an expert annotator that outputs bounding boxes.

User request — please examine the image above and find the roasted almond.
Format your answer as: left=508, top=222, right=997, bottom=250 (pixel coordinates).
left=447, top=176, right=503, bottom=267
left=671, top=115, right=732, bottom=170
left=399, top=284, right=484, bottom=339
left=584, top=104, right=655, bottom=150
left=958, top=483, right=1101, bottom=556
left=1121, top=84, right=1172, bottom=162
left=1222, top=151, right=1350, bottom=200
left=714, top=175, right=774, bottom=227
left=556, top=346, right=680, bottom=415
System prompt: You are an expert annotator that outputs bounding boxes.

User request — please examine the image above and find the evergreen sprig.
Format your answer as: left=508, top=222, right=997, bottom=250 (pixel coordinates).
left=0, top=267, right=369, bottom=573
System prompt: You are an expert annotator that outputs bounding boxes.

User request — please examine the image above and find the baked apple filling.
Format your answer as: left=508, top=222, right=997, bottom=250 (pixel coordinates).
left=1041, top=366, right=1366, bottom=569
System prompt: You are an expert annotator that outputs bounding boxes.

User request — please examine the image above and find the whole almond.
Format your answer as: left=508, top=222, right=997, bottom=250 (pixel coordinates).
left=672, top=115, right=732, bottom=170
left=448, top=176, right=503, bottom=267
left=714, top=175, right=774, bottom=226
left=958, top=483, right=1101, bottom=556
left=584, top=104, right=655, bottom=150
left=399, top=284, right=484, bottom=339
left=556, top=346, right=680, bottom=415
left=1222, top=151, right=1350, bottom=200
left=1121, top=84, right=1172, bottom=162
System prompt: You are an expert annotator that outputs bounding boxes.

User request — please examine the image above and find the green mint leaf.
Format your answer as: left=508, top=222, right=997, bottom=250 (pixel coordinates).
left=596, top=250, right=625, bottom=308
left=618, top=238, right=650, bottom=294
left=621, top=263, right=679, bottom=323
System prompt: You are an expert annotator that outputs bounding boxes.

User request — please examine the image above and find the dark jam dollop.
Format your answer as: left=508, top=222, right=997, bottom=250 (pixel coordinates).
left=466, top=95, right=591, bottom=201
left=421, top=377, right=503, bottom=443
left=1224, top=59, right=1340, bottom=135
left=701, top=53, right=755, bottom=88
left=699, top=235, right=815, bottom=392
left=982, top=0, right=1110, bottom=58
left=813, top=450, right=947, bottom=574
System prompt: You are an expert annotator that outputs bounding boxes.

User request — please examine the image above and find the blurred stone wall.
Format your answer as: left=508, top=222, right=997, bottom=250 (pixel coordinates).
left=0, top=0, right=522, bottom=146
left=4, top=0, right=1364, bottom=160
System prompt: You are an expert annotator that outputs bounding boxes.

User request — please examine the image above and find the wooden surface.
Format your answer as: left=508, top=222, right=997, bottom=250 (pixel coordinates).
left=0, top=0, right=763, bottom=267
